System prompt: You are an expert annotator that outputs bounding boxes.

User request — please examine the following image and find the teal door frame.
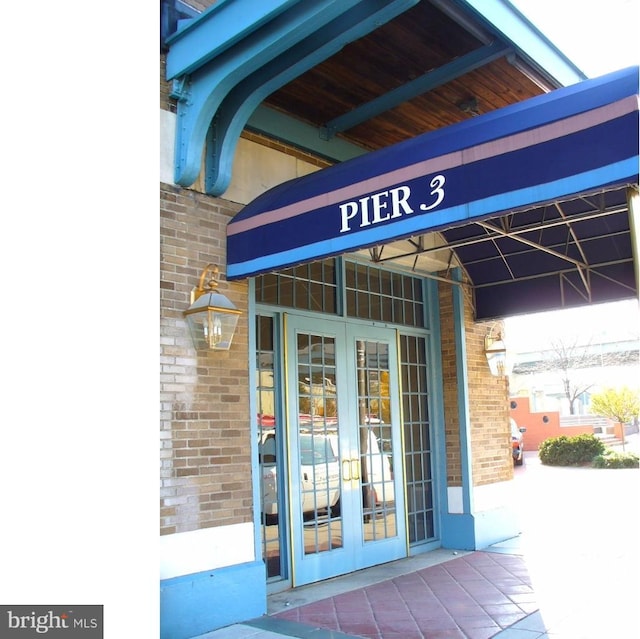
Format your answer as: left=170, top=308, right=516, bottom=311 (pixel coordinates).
left=285, top=314, right=407, bottom=586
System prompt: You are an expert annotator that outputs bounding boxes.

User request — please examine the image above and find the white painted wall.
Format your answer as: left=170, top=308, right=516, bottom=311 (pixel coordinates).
left=473, top=479, right=517, bottom=513
left=159, top=109, right=176, bottom=186
left=160, top=522, right=255, bottom=580
left=448, top=479, right=516, bottom=515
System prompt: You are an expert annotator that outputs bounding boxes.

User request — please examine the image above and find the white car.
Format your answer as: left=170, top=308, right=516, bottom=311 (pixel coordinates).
left=260, top=431, right=340, bottom=519
left=259, top=426, right=394, bottom=520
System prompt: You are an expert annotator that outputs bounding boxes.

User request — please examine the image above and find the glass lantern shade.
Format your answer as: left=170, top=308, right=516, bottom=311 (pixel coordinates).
left=485, top=337, right=509, bottom=377
left=184, top=291, right=241, bottom=351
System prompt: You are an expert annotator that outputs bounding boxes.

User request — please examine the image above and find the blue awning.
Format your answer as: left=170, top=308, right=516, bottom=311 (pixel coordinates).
left=227, top=66, right=639, bottom=317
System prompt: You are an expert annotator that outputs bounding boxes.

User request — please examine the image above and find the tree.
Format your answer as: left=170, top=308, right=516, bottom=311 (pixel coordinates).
left=542, top=338, right=598, bottom=415
left=511, top=331, right=639, bottom=415
left=590, top=386, right=640, bottom=451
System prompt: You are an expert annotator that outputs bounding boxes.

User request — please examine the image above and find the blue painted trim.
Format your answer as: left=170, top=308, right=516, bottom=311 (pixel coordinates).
left=452, top=268, right=473, bottom=514
left=160, top=560, right=266, bottom=639
left=204, top=0, right=419, bottom=195
left=248, top=282, right=263, bottom=561
left=322, top=41, right=511, bottom=138
left=440, top=513, right=476, bottom=549
left=424, top=277, right=448, bottom=542
left=458, top=0, right=586, bottom=85
left=441, top=508, right=519, bottom=550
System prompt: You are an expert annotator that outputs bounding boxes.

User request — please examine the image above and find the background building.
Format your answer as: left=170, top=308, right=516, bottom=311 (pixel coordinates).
left=507, top=300, right=640, bottom=415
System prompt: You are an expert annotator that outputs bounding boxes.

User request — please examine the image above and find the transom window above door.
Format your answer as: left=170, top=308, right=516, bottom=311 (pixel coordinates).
left=255, top=258, right=425, bottom=328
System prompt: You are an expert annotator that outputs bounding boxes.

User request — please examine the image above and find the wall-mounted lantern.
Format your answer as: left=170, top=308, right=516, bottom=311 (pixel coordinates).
left=183, top=264, right=241, bottom=351
left=484, top=329, right=511, bottom=377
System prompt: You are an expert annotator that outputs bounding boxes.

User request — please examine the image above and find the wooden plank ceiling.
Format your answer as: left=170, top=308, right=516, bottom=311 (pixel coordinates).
left=262, top=1, right=546, bottom=153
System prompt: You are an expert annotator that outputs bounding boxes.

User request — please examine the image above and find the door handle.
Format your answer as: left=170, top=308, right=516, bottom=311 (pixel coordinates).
left=343, top=459, right=361, bottom=481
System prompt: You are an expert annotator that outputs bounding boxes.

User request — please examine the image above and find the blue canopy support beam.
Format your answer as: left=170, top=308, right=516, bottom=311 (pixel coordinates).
left=320, top=40, right=512, bottom=140
left=246, top=106, right=367, bottom=163
left=168, top=0, right=372, bottom=188
left=204, top=0, right=419, bottom=195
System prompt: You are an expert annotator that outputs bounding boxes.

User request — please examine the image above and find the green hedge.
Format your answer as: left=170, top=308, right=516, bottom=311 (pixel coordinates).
left=538, top=434, right=605, bottom=466
left=592, top=450, right=640, bottom=469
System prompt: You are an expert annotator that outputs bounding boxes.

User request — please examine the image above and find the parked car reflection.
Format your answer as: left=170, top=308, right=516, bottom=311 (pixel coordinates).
left=260, top=430, right=340, bottom=523
left=259, top=418, right=395, bottom=523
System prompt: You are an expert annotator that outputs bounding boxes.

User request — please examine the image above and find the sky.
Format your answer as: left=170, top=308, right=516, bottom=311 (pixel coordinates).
left=501, top=1, right=640, bottom=351
left=511, top=0, right=640, bottom=77
left=505, top=299, right=640, bottom=353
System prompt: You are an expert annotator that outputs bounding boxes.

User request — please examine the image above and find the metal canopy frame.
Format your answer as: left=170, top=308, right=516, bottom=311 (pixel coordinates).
left=362, top=185, right=638, bottom=316
left=452, top=187, right=638, bottom=317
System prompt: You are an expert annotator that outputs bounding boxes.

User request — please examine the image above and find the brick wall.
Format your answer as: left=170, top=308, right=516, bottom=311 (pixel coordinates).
left=160, top=183, right=252, bottom=535
left=439, top=281, right=462, bottom=486
left=439, top=280, right=513, bottom=489
left=465, top=299, right=512, bottom=487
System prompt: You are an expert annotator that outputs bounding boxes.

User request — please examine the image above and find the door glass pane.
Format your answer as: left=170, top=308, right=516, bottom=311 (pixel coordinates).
left=400, top=334, right=435, bottom=544
left=296, top=333, right=343, bottom=555
left=256, top=315, right=284, bottom=580
left=356, top=340, right=397, bottom=542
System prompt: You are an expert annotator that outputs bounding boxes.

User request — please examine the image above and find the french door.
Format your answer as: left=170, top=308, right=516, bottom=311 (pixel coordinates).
left=285, top=315, right=407, bottom=586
